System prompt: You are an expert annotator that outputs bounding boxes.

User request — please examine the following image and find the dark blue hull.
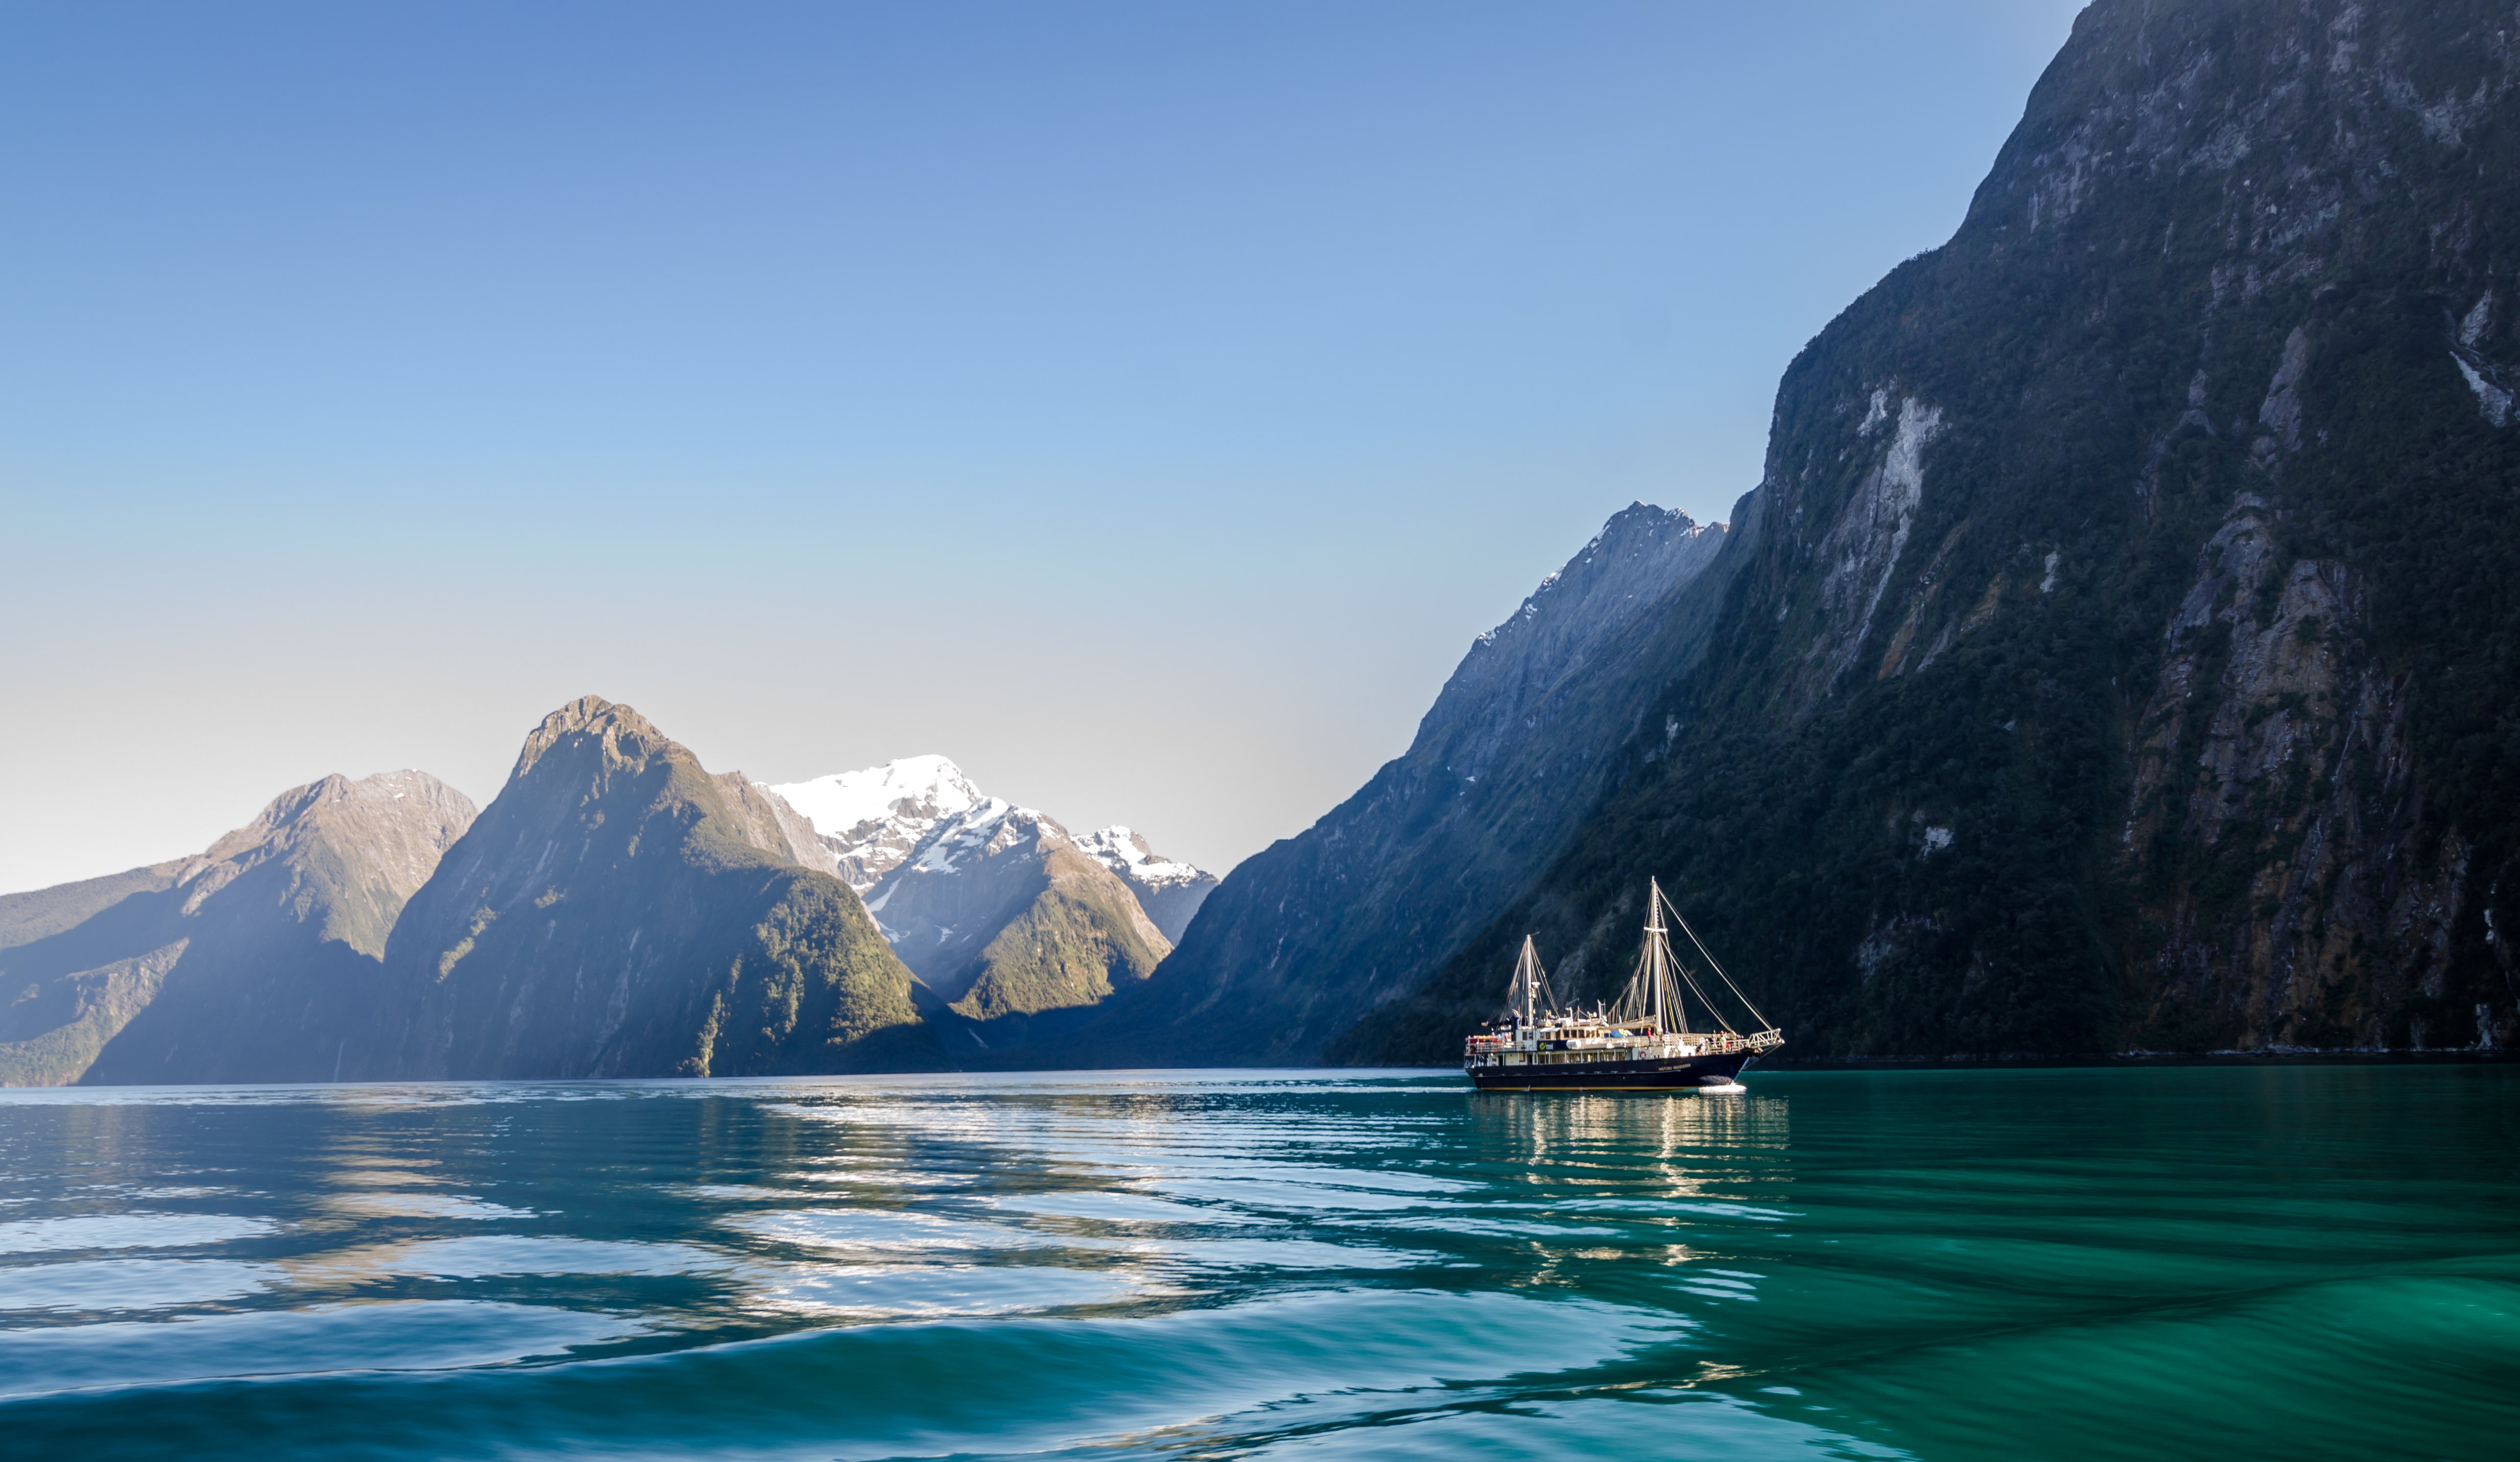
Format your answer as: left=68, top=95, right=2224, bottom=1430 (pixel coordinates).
left=1465, top=1049, right=1756, bottom=1091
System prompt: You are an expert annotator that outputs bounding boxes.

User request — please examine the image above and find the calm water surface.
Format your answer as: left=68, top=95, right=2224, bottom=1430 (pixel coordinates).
left=0, top=1066, right=2512, bottom=1459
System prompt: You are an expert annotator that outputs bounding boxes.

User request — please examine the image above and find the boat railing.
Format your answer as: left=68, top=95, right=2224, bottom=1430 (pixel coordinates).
left=1693, top=1029, right=1786, bottom=1055
left=1468, top=1027, right=1783, bottom=1058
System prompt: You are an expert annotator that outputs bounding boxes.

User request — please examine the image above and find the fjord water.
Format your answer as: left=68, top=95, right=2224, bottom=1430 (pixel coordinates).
left=1, top=1068, right=2511, bottom=1460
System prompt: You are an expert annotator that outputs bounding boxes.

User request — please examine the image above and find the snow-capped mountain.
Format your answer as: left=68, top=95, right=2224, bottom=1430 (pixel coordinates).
left=1070, top=826, right=1217, bottom=943
left=861, top=797, right=1072, bottom=979
left=764, top=755, right=981, bottom=892
left=759, top=758, right=1214, bottom=1024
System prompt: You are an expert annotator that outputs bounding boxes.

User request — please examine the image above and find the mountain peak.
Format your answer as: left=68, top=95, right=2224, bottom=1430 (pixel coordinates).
left=511, top=695, right=667, bottom=781
left=763, top=756, right=987, bottom=892
left=1071, top=825, right=1219, bottom=943
left=1470, top=504, right=1719, bottom=652
left=1435, top=501, right=1729, bottom=776
left=185, top=771, right=479, bottom=946
left=1071, top=825, right=1204, bottom=889
left=383, top=701, right=920, bottom=1078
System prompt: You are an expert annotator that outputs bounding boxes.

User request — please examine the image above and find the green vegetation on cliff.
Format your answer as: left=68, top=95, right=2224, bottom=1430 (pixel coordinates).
left=950, top=848, right=1169, bottom=1022
left=382, top=696, right=929, bottom=1078
left=1338, top=0, right=2520, bottom=1062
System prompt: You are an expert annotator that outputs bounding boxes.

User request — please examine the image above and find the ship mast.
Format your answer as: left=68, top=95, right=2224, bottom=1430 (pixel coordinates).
left=1612, top=878, right=1693, bottom=1035
left=1507, top=935, right=1555, bottom=1027
left=1646, top=878, right=1668, bottom=1033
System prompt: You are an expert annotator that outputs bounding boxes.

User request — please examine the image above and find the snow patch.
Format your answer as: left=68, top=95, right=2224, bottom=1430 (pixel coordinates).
left=767, top=757, right=978, bottom=839
left=763, top=756, right=985, bottom=891
left=1073, top=825, right=1209, bottom=891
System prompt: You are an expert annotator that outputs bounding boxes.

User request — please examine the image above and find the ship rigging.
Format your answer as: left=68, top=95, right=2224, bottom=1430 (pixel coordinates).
left=1464, top=878, right=1783, bottom=1091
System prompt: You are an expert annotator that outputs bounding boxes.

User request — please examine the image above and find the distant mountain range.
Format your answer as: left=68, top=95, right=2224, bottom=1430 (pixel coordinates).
left=764, top=758, right=1214, bottom=1043
left=0, top=771, right=477, bottom=1085
left=13, top=0, right=2519, bottom=1081
left=1, top=710, right=1213, bottom=1084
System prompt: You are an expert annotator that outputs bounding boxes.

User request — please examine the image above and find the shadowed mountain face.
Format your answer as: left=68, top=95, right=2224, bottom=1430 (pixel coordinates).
left=0, top=772, right=477, bottom=1086
left=1354, top=0, right=2520, bottom=1061
left=375, top=696, right=925, bottom=1079
left=1075, top=502, right=1730, bottom=1065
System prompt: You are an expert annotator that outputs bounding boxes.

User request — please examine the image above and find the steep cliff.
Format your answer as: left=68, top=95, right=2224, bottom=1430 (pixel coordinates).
left=0, top=771, right=477, bottom=1086
left=1359, top=0, right=2520, bottom=1060
left=375, top=697, right=925, bottom=1078
left=1089, top=502, right=1730, bottom=1064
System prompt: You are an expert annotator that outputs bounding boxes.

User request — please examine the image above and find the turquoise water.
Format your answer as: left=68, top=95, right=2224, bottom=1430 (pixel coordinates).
left=0, top=1066, right=2512, bottom=1459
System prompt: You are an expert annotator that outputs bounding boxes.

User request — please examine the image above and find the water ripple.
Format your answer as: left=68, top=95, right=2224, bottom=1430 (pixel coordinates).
left=0, top=1065, right=2509, bottom=1460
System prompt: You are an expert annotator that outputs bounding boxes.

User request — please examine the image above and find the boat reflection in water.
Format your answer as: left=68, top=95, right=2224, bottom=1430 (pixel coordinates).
left=1463, top=1083, right=1792, bottom=1166
left=1465, top=880, right=1783, bottom=1092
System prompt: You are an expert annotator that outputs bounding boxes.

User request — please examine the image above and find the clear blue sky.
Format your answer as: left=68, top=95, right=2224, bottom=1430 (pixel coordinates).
left=1, top=1, right=2085, bottom=892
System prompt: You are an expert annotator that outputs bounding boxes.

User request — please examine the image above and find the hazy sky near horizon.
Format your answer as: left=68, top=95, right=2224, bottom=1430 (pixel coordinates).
left=3, top=1, right=2085, bottom=894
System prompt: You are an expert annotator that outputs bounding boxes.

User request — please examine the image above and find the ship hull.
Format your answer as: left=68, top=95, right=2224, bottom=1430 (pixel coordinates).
left=1464, top=1049, right=1756, bottom=1092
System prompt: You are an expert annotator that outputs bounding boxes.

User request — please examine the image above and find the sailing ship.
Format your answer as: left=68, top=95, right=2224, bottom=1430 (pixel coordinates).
left=1464, top=878, right=1782, bottom=1091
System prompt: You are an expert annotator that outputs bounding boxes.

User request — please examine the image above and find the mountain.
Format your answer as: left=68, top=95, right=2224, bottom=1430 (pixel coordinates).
left=1070, top=826, right=1217, bottom=943
left=373, top=697, right=926, bottom=1078
left=1078, top=502, right=1730, bottom=1064
left=764, top=758, right=1197, bottom=1036
left=768, top=755, right=982, bottom=892
left=0, top=771, right=476, bottom=1086
left=1344, top=0, right=2520, bottom=1061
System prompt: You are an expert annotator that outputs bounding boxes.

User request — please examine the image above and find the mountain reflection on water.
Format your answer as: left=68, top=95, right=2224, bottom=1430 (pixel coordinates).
left=0, top=1067, right=2511, bottom=1460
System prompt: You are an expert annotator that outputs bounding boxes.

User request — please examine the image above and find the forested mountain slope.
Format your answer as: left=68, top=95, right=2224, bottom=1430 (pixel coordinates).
left=1354, top=0, right=2520, bottom=1061
left=373, top=697, right=929, bottom=1078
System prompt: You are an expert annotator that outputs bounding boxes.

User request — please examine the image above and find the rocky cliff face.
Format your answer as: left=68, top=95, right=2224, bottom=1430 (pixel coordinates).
left=376, top=697, right=925, bottom=1078
left=0, top=771, right=477, bottom=1085
left=1357, top=0, right=2520, bottom=1060
left=1081, top=502, right=1731, bottom=1065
